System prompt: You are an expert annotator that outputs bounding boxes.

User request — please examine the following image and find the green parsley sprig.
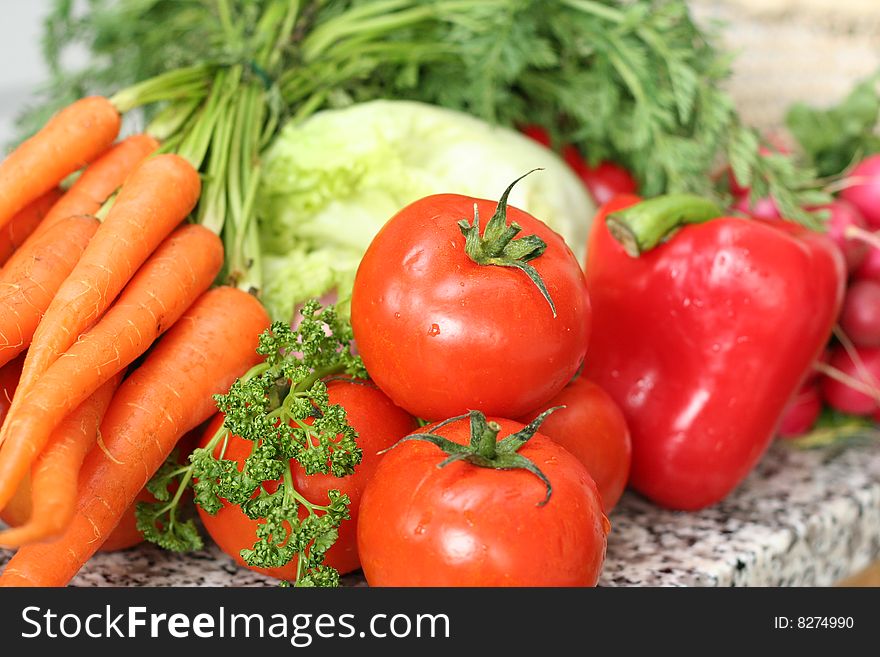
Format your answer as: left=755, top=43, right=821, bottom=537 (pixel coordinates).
left=136, top=300, right=366, bottom=587
left=786, top=73, right=880, bottom=179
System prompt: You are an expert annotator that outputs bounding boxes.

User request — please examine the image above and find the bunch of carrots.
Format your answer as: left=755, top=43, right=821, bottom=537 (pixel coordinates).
left=0, top=97, right=271, bottom=586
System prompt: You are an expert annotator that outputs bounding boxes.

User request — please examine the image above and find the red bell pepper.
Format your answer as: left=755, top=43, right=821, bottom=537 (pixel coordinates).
left=584, top=194, right=846, bottom=510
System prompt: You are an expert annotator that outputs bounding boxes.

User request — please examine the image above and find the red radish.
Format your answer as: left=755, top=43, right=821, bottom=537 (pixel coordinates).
left=777, top=382, right=822, bottom=438
left=839, top=280, right=880, bottom=347
left=840, top=155, right=880, bottom=228
left=855, top=247, right=880, bottom=283
left=820, top=345, right=880, bottom=415
left=811, top=199, right=869, bottom=271
left=731, top=193, right=780, bottom=220
left=803, top=349, right=831, bottom=387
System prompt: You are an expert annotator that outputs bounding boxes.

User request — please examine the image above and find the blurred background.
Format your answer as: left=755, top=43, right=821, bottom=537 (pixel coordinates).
left=0, top=3, right=45, bottom=143
left=1, top=0, right=879, bottom=142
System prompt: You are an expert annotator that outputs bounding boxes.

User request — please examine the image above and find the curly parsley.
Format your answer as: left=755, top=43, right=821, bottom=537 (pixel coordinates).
left=137, top=301, right=366, bottom=587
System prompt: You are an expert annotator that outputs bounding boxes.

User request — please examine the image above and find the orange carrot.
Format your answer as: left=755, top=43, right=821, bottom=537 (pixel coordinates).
left=4, top=153, right=201, bottom=436
left=0, top=216, right=99, bottom=369
left=0, top=355, right=27, bottom=529
left=0, top=97, right=120, bottom=231
left=96, top=488, right=154, bottom=552
left=0, top=374, right=122, bottom=547
left=0, top=188, right=62, bottom=267
left=0, top=287, right=269, bottom=586
left=31, top=134, right=159, bottom=239
left=0, top=224, right=223, bottom=508
left=0, top=352, right=24, bottom=425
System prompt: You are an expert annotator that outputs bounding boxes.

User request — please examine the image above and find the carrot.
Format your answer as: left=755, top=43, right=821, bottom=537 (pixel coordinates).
left=0, top=188, right=62, bottom=267
left=0, top=287, right=269, bottom=586
left=0, top=224, right=223, bottom=509
left=31, top=134, right=159, bottom=239
left=96, top=488, right=154, bottom=552
left=0, top=355, right=27, bottom=529
left=0, top=352, right=24, bottom=425
left=0, top=216, right=99, bottom=369
left=3, top=153, right=201, bottom=437
left=0, top=97, right=120, bottom=231
left=0, top=374, right=122, bottom=548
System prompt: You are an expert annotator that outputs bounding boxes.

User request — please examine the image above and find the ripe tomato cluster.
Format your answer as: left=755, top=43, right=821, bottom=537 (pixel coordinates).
left=197, top=180, right=631, bottom=587
left=350, top=185, right=621, bottom=586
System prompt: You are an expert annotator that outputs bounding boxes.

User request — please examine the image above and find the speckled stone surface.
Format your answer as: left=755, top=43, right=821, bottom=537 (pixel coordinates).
left=2, top=441, right=879, bottom=587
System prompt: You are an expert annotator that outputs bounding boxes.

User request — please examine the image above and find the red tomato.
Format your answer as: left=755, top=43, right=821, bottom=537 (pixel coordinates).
left=358, top=417, right=608, bottom=586
left=517, top=377, right=631, bottom=511
left=198, top=378, right=415, bottom=578
left=352, top=192, right=591, bottom=420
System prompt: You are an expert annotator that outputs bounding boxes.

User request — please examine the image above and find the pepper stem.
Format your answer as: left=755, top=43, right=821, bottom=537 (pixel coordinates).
left=606, top=194, right=723, bottom=257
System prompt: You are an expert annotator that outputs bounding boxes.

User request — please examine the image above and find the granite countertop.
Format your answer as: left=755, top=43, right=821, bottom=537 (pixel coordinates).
left=2, top=439, right=878, bottom=587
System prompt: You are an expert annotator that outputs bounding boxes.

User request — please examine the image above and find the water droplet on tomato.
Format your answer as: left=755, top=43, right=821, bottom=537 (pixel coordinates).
left=394, top=312, right=401, bottom=319
left=428, top=323, right=441, bottom=336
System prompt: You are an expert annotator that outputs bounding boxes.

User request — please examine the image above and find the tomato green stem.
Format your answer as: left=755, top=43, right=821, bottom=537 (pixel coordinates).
left=458, top=170, right=558, bottom=317
left=384, top=409, right=560, bottom=506
left=606, top=194, right=723, bottom=257
left=475, top=421, right=501, bottom=459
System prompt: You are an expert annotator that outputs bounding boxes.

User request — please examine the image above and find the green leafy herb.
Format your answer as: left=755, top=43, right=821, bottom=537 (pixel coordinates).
left=23, top=0, right=829, bottom=294
left=785, top=408, right=880, bottom=452
left=135, top=449, right=204, bottom=552
left=786, top=74, right=880, bottom=178
left=137, top=300, right=365, bottom=587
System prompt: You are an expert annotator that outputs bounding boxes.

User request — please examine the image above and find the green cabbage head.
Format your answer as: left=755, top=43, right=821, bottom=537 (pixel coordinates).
left=258, top=100, right=595, bottom=321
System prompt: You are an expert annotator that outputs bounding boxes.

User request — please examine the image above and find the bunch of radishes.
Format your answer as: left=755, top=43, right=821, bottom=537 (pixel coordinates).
left=775, top=155, right=880, bottom=437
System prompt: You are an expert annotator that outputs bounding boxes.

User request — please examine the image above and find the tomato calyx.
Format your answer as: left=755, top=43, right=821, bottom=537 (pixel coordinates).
left=383, top=408, right=562, bottom=506
left=457, top=170, right=557, bottom=317
left=606, top=193, right=723, bottom=257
